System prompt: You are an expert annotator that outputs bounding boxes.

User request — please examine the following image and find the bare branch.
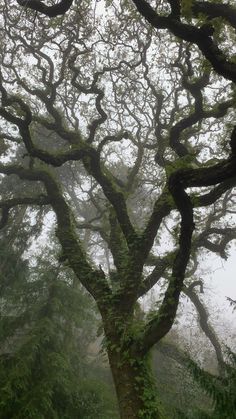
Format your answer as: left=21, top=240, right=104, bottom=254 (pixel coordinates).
left=16, top=0, right=73, bottom=17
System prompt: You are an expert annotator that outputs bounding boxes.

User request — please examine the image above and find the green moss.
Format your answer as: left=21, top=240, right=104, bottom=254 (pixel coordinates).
left=181, top=0, right=193, bottom=21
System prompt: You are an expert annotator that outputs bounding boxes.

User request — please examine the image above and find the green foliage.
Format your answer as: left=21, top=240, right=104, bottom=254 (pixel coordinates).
left=0, top=243, right=117, bottom=418
left=0, top=242, right=28, bottom=296
left=183, top=348, right=236, bottom=418
left=181, top=0, right=193, bottom=20
left=153, top=347, right=211, bottom=418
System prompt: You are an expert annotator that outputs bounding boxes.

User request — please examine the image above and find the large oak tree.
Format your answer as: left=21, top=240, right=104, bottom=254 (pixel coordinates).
left=1, top=1, right=236, bottom=417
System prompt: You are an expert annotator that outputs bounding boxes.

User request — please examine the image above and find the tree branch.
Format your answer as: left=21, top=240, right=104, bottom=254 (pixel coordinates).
left=140, top=171, right=195, bottom=354
left=16, top=0, right=73, bottom=17
left=184, top=283, right=225, bottom=375
left=0, top=163, right=111, bottom=302
left=131, top=0, right=236, bottom=82
left=192, top=2, right=236, bottom=31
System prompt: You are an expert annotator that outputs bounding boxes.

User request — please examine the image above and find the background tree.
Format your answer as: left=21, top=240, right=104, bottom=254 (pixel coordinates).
left=0, top=1, right=236, bottom=417
left=0, top=209, right=118, bottom=417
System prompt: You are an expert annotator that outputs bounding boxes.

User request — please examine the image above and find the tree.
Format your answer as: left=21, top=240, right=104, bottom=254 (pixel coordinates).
left=155, top=339, right=236, bottom=418
left=186, top=347, right=236, bottom=419
left=0, top=211, right=118, bottom=418
left=1, top=1, right=236, bottom=417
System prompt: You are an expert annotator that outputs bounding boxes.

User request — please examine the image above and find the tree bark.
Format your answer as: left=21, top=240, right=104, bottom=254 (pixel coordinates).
left=107, top=348, right=165, bottom=419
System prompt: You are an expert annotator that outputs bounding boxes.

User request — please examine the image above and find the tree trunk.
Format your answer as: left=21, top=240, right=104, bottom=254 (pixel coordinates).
left=107, top=348, right=165, bottom=419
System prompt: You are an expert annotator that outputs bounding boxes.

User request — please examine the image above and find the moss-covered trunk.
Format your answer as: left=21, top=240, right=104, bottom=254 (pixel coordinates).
left=107, top=346, right=165, bottom=419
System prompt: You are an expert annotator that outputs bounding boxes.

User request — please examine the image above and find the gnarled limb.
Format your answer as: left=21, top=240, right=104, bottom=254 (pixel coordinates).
left=16, top=0, right=73, bottom=17
left=132, top=0, right=236, bottom=82
left=184, top=281, right=225, bottom=375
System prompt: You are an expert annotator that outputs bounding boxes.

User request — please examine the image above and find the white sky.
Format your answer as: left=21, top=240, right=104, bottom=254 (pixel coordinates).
left=205, top=252, right=236, bottom=322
